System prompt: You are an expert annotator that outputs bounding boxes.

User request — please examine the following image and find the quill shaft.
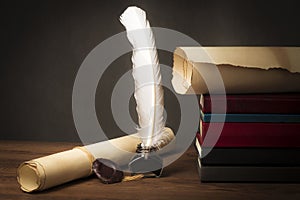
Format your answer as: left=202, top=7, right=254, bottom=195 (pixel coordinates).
left=120, top=7, right=165, bottom=148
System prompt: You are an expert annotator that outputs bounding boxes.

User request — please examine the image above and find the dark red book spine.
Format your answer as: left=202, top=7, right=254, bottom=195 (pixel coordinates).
left=200, top=122, right=300, bottom=147
left=200, top=93, right=300, bottom=114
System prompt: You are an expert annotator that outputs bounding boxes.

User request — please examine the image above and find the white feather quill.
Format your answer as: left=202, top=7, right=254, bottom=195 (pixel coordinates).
left=120, top=6, right=165, bottom=149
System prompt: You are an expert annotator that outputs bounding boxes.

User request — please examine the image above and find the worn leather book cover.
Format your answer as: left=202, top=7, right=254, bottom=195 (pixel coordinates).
left=195, top=135, right=300, bottom=166
left=198, top=121, right=300, bottom=147
left=197, top=158, right=300, bottom=182
left=200, top=93, right=300, bottom=114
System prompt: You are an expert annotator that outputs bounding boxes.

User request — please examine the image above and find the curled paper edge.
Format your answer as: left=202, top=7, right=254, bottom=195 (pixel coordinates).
left=17, top=135, right=140, bottom=192
left=172, top=47, right=300, bottom=94
left=17, top=128, right=175, bottom=192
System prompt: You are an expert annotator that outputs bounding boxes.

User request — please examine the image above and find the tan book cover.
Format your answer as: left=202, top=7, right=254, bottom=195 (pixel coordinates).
left=172, top=47, right=300, bottom=94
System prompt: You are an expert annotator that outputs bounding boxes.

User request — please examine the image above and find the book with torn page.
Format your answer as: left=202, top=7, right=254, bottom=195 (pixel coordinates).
left=172, top=47, right=300, bottom=94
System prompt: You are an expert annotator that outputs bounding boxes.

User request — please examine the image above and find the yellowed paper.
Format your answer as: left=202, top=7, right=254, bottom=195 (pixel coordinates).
left=172, top=47, right=300, bottom=94
left=17, top=127, right=175, bottom=192
left=17, top=134, right=141, bottom=192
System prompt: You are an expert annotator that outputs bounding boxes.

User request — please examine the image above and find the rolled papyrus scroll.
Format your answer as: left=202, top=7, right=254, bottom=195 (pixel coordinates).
left=17, top=127, right=174, bottom=192
left=17, top=134, right=140, bottom=192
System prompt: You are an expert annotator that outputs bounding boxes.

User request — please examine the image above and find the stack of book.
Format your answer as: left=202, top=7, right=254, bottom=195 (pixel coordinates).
left=172, top=46, right=300, bottom=182
left=195, top=93, right=300, bottom=182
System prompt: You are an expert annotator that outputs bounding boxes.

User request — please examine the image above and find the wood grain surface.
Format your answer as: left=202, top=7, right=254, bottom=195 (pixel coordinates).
left=0, top=140, right=300, bottom=200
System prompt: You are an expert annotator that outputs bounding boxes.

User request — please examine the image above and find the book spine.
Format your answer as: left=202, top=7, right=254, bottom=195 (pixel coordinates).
left=198, top=163, right=300, bottom=182
left=200, top=122, right=300, bottom=147
left=201, top=94, right=300, bottom=114
left=201, top=113, right=300, bottom=123
left=197, top=146, right=300, bottom=166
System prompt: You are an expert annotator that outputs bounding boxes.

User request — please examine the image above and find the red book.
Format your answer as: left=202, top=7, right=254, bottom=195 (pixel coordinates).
left=199, top=121, right=300, bottom=147
left=200, top=93, right=300, bottom=114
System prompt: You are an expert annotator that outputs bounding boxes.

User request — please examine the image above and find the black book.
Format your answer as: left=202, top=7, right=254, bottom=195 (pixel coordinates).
left=195, top=136, right=300, bottom=166
left=197, top=158, right=300, bottom=182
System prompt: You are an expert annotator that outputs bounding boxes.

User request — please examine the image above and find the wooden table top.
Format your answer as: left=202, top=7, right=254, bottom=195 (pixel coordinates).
left=1, top=140, right=300, bottom=200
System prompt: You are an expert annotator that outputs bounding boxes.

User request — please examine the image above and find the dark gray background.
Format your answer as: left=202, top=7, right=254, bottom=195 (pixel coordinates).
left=1, top=0, right=299, bottom=142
